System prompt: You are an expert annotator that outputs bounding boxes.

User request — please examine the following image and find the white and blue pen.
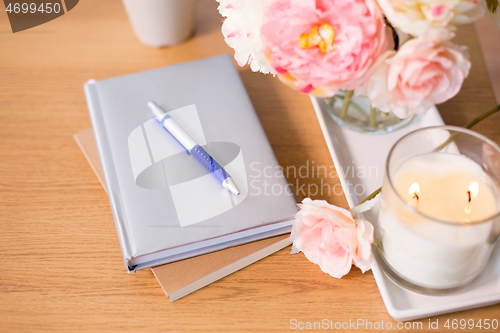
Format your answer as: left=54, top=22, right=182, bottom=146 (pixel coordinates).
left=148, top=101, right=240, bottom=196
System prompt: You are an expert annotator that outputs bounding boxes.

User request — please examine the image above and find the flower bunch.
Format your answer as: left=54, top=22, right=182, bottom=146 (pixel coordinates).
left=217, top=0, right=489, bottom=118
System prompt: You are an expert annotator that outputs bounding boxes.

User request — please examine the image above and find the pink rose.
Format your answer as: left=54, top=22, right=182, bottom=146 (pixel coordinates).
left=361, top=37, right=471, bottom=118
left=260, top=0, right=387, bottom=97
left=291, top=198, right=374, bottom=278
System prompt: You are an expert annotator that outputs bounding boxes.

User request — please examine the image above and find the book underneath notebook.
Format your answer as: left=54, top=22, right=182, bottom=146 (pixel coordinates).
left=75, top=128, right=293, bottom=301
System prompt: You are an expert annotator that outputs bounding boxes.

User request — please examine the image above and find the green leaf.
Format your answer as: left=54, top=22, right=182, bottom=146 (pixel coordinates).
left=487, top=0, right=499, bottom=14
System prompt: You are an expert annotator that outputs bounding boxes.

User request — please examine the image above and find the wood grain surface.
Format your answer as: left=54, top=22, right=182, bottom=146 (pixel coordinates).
left=0, top=1, right=499, bottom=332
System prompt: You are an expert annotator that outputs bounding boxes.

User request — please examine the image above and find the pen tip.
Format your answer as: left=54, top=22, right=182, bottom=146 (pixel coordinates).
left=223, top=177, right=240, bottom=196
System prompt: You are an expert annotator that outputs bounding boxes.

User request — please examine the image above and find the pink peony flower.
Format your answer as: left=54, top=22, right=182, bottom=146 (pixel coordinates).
left=291, top=198, right=374, bottom=278
left=360, top=37, right=471, bottom=118
left=260, top=0, right=388, bottom=97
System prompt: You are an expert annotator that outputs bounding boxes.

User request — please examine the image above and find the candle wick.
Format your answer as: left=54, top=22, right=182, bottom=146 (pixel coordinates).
left=407, top=192, right=419, bottom=209
left=465, top=191, right=472, bottom=214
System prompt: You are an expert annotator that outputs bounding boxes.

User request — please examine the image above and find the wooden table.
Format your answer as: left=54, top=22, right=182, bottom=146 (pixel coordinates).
left=1, top=1, right=499, bottom=332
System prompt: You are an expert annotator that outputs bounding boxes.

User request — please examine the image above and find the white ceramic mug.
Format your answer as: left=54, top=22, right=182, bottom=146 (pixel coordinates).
left=122, top=0, right=198, bottom=48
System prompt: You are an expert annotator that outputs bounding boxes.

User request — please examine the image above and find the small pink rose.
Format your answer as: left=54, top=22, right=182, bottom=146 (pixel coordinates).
left=362, top=37, right=471, bottom=118
left=291, top=198, right=374, bottom=278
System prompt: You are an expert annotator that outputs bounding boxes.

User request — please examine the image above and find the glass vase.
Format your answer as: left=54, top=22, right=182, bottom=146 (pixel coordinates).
left=324, top=91, right=412, bottom=134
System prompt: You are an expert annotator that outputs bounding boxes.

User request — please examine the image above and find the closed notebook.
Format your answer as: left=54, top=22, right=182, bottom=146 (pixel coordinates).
left=83, top=54, right=298, bottom=271
left=74, top=128, right=292, bottom=301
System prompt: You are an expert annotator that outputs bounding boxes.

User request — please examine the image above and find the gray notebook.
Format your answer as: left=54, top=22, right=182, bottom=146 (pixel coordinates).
left=84, top=54, right=298, bottom=271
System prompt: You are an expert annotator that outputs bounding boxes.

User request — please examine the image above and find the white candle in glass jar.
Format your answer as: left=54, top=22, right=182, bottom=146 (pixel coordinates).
left=378, top=152, right=500, bottom=288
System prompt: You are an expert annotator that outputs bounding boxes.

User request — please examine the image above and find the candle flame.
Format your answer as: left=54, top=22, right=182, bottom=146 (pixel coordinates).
left=408, top=183, right=420, bottom=208
left=465, top=182, right=478, bottom=214
left=409, top=183, right=419, bottom=198
left=469, top=182, right=479, bottom=198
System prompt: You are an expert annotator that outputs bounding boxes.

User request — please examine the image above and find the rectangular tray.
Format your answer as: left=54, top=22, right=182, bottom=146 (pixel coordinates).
left=311, top=96, right=500, bottom=321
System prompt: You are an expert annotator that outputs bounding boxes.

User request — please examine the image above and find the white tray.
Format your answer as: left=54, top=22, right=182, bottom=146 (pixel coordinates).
left=311, top=96, right=500, bottom=321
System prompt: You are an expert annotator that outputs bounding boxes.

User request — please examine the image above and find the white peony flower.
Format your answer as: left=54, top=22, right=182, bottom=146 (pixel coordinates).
left=377, top=0, right=487, bottom=37
left=452, top=0, right=489, bottom=24
left=216, top=0, right=274, bottom=74
left=491, top=7, right=500, bottom=29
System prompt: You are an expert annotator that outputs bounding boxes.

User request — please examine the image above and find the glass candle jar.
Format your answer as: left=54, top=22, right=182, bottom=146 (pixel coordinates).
left=376, top=126, right=500, bottom=295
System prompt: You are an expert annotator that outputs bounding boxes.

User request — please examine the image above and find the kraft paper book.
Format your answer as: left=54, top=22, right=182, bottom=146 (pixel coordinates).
left=83, top=54, right=298, bottom=271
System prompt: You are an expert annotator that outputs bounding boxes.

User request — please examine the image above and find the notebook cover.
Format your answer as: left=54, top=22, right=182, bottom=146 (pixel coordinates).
left=75, top=128, right=292, bottom=300
left=83, top=54, right=298, bottom=271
